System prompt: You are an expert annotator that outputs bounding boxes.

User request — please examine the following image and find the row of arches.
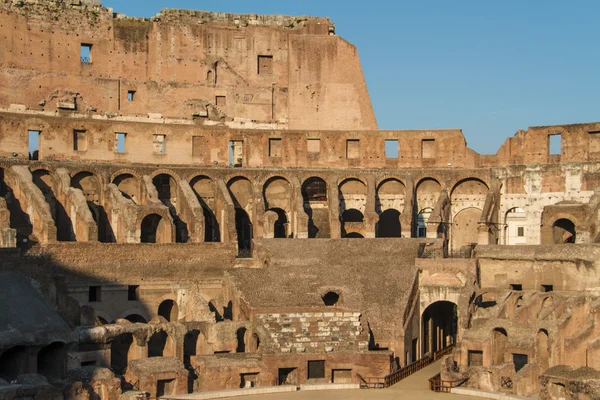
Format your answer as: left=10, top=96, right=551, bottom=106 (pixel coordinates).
left=0, top=342, right=66, bottom=381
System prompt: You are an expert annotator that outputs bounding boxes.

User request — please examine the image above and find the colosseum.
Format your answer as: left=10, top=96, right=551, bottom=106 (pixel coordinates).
left=0, top=1, right=599, bottom=399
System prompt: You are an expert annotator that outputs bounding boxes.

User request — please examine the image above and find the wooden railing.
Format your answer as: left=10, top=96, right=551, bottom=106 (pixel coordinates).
left=428, top=373, right=468, bottom=393
left=358, top=344, right=455, bottom=389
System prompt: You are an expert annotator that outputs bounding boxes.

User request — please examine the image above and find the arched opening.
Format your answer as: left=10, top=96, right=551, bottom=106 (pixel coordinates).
left=376, top=209, right=401, bottom=237
left=0, top=346, right=29, bottom=380
left=33, top=170, right=74, bottom=241
left=235, top=208, right=252, bottom=256
left=422, top=301, right=457, bottom=356
left=140, top=214, right=168, bottom=243
left=504, top=207, right=526, bottom=245
left=113, top=174, right=139, bottom=204
left=206, top=69, right=214, bottom=84
left=111, top=333, right=133, bottom=374
left=341, top=208, right=364, bottom=238
left=414, top=178, right=441, bottom=236
left=417, top=208, right=433, bottom=238
left=37, top=342, right=66, bottom=380
left=158, top=300, right=178, bottom=322
left=236, top=328, right=247, bottom=353
left=302, top=177, right=329, bottom=238
left=148, top=331, right=168, bottom=357
left=537, top=329, right=549, bottom=367
left=376, top=178, right=406, bottom=214
left=322, top=291, right=340, bottom=306
left=553, top=219, right=576, bottom=244
left=190, top=176, right=220, bottom=242
left=492, top=328, right=508, bottom=365
left=184, top=330, right=199, bottom=366
left=451, top=207, right=482, bottom=251
left=125, top=314, right=147, bottom=323
left=264, top=177, right=292, bottom=238
left=72, top=171, right=114, bottom=242
left=153, top=174, right=188, bottom=243
left=264, top=208, right=288, bottom=238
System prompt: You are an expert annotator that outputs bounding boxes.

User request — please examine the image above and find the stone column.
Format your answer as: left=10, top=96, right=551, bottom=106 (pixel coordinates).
left=364, top=175, right=377, bottom=238
left=328, top=176, right=341, bottom=239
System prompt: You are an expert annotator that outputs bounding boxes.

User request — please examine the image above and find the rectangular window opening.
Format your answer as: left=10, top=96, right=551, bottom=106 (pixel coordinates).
left=88, top=286, right=101, bottom=302
left=549, top=134, right=562, bottom=155
left=468, top=350, right=483, bottom=367
left=230, top=140, right=243, bottom=167
left=153, top=134, right=166, bottom=155
left=517, top=226, right=525, bottom=237
left=346, top=139, right=359, bottom=159
left=513, top=354, right=528, bottom=372
left=421, top=138, right=435, bottom=159
left=28, top=130, right=40, bottom=160
left=115, top=133, right=126, bottom=153
left=156, top=379, right=176, bottom=397
left=589, top=130, right=600, bottom=135
left=80, top=44, right=92, bottom=63
left=269, top=138, right=282, bottom=158
left=307, top=360, right=325, bottom=380
left=258, top=55, right=273, bottom=75
left=510, top=284, right=523, bottom=291
left=307, top=138, right=321, bottom=153
left=73, top=129, right=88, bottom=152
left=128, top=285, right=140, bottom=301
left=215, top=96, right=226, bottom=107
left=127, top=90, right=135, bottom=102
left=385, top=139, right=399, bottom=159
left=541, top=284, right=553, bottom=293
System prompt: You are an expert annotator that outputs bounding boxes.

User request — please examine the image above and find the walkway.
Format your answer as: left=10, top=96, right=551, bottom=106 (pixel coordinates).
left=219, top=361, right=486, bottom=400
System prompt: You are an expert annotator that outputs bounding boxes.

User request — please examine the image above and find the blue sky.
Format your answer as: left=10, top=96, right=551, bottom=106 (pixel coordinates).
left=103, top=0, right=600, bottom=154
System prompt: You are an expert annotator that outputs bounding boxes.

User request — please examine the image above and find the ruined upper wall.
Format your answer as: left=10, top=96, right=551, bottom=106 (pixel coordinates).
left=0, top=0, right=377, bottom=130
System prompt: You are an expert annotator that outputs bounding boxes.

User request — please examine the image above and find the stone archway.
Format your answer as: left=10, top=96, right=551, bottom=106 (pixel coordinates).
left=421, top=301, right=457, bottom=356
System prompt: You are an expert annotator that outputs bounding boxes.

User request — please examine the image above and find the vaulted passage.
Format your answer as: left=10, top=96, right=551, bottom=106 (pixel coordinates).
left=235, top=208, right=252, bottom=256
left=158, top=299, right=178, bottom=322
left=140, top=214, right=170, bottom=243
left=152, top=174, right=188, bottom=243
left=376, top=209, right=401, bottom=237
left=302, top=177, right=329, bottom=238
left=33, top=170, right=74, bottom=241
left=37, top=342, right=66, bottom=380
left=339, top=178, right=366, bottom=238
left=553, top=218, right=575, bottom=243
left=422, top=301, right=457, bottom=356
left=72, top=171, right=114, bottom=242
left=190, top=176, right=220, bottom=242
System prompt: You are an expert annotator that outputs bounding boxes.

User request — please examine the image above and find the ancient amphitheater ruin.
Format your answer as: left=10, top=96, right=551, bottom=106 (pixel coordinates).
left=0, top=1, right=599, bottom=399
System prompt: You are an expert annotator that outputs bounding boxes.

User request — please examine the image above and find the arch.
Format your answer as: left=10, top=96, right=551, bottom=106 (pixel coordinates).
left=140, top=213, right=170, bottom=243
left=553, top=218, right=576, bottom=244
left=264, top=208, right=288, bottom=238
left=0, top=346, right=29, bottom=380
left=376, top=209, right=401, bottom=238
left=235, top=208, right=252, bottom=253
left=415, top=178, right=441, bottom=211
left=341, top=208, right=364, bottom=238
left=491, top=328, right=508, bottom=365
left=227, top=177, right=254, bottom=210
left=158, top=299, right=178, bottom=322
left=537, top=329, right=549, bottom=367
left=37, top=342, right=66, bottom=380
left=344, top=232, right=364, bottom=238
left=148, top=331, right=175, bottom=357
left=113, top=173, right=140, bottom=204
left=339, top=178, right=367, bottom=215
left=504, top=207, right=526, bottom=245
left=376, top=178, right=406, bottom=213
left=111, top=333, right=133, bottom=374
left=152, top=173, right=177, bottom=203
left=236, top=327, right=247, bottom=353
left=322, top=291, right=340, bottom=306
left=302, top=177, right=329, bottom=238
left=417, top=208, right=433, bottom=238
left=33, top=169, right=74, bottom=241
left=124, top=314, right=147, bottom=323
left=263, top=177, right=292, bottom=211
left=451, top=207, right=482, bottom=251
left=421, top=301, right=457, bottom=356
left=72, top=171, right=113, bottom=242
left=190, top=175, right=220, bottom=242
left=450, top=177, right=489, bottom=198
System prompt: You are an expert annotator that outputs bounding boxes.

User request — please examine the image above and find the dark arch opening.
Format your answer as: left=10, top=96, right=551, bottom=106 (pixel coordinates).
left=322, top=291, right=340, bottom=306
left=235, top=208, right=252, bottom=255
left=342, top=208, right=364, bottom=223
left=190, top=176, right=220, bottom=242
left=270, top=208, right=288, bottom=238
left=184, top=330, right=199, bottom=366
left=125, top=314, right=147, bottom=323
left=153, top=174, right=188, bottom=243
left=422, top=301, right=457, bottom=357
left=33, top=170, right=74, bottom=241
left=0, top=346, right=29, bottom=380
left=302, top=177, right=329, bottom=238
left=37, top=342, right=66, bottom=380
left=158, top=299, right=178, bottom=322
left=236, top=328, right=247, bottom=353
left=140, top=214, right=163, bottom=243
left=113, top=174, right=138, bottom=203
left=376, top=209, right=401, bottom=238
left=111, top=333, right=133, bottom=374
left=343, top=232, right=364, bottom=238
left=148, top=331, right=168, bottom=357
left=553, top=218, right=576, bottom=244
left=72, top=171, right=114, bottom=243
